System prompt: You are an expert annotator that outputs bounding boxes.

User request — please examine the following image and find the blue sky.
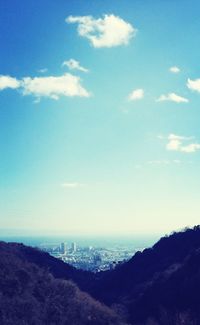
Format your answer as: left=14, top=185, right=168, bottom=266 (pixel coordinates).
left=1, top=0, right=200, bottom=236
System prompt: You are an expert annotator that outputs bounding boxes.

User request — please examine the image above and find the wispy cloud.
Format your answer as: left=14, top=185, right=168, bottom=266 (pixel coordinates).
left=179, top=143, right=200, bottom=153
left=62, top=59, right=89, bottom=73
left=61, top=182, right=85, bottom=188
left=135, top=159, right=182, bottom=169
left=166, top=134, right=184, bottom=151
left=147, top=159, right=181, bottom=165
left=166, top=134, right=200, bottom=153
left=187, top=78, right=200, bottom=93
left=66, top=14, right=136, bottom=48
left=169, top=66, right=180, bottom=73
left=157, top=93, right=188, bottom=103
left=38, top=68, right=48, bottom=74
left=0, top=75, right=21, bottom=90
left=128, top=88, right=144, bottom=101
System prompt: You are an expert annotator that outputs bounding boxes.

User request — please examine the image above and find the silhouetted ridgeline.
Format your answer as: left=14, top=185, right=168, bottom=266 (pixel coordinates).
left=1, top=226, right=200, bottom=324
left=0, top=241, right=126, bottom=325
left=91, top=226, right=200, bottom=324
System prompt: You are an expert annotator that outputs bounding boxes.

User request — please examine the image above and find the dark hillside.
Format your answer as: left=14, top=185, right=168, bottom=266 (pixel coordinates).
left=0, top=241, right=126, bottom=325
left=128, top=248, right=200, bottom=324
left=91, top=226, right=200, bottom=304
left=89, top=226, right=200, bottom=324
left=5, top=241, right=95, bottom=290
left=2, top=227, right=200, bottom=324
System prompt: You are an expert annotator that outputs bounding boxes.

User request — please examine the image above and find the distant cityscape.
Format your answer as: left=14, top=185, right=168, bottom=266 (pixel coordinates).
left=39, top=241, right=145, bottom=272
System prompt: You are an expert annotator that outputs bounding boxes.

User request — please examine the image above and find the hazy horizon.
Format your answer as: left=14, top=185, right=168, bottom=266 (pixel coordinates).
left=1, top=0, right=200, bottom=236
left=0, top=230, right=161, bottom=252
left=0, top=225, right=193, bottom=240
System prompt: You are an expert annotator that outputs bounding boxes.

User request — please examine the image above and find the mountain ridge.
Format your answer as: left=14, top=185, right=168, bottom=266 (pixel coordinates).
left=0, top=241, right=126, bottom=325
left=1, top=226, right=200, bottom=324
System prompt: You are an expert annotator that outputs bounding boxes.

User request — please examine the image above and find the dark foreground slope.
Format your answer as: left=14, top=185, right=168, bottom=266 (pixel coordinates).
left=0, top=242, right=126, bottom=325
left=129, top=247, right=200, bottom=324
left=91, top=226, right=200, bottom=324
left=1, top=227, right=200, bottom=325
left=4, top=241, right=95, bottom=286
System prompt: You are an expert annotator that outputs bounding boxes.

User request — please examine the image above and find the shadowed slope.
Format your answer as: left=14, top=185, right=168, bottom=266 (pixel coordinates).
left=0, top=241, right=126, bottom=325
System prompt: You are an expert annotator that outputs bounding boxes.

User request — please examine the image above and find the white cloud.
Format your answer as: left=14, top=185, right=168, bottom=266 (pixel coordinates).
left=128, top=88, right=144, bottom=101
left=181, top=143, right=200, bottom=153
left=66, top=14, right=136, bottom=48
left=38, top=68, right=48, bottom=74
left=147, top=160, right=181, bottom=165
left=169, top=66, right=180, bottom=73
left=0, top=75, right=21, bottom=91
left=157, top=92, right=188, bottom=103
left=166, top=134, right=200, bottom=153
left=61, top=182, right=85, bottom=188
left=166, top=138, right=182, bottom=151
left=168, top=134, right=181, bottom=140
left=168, top=134, right=190, bottom=141
left=0, top=72, right=91, bottom=101
left=21, top=73, right=91, bottom=100
left=62, top=59, right=89, bottom=73
left=187, top=78, right=200, bottom=93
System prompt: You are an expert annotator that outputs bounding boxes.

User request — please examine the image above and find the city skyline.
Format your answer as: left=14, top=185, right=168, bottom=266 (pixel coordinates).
left=1, top=0, right=200, bottom=236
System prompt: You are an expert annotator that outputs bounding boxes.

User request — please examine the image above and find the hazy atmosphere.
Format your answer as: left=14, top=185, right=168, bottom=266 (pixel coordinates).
left=1, top=0, right=200, bottom=236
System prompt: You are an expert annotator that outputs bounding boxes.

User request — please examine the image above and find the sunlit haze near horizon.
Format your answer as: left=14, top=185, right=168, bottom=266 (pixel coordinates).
left=1, top=0, right=200, bottom=237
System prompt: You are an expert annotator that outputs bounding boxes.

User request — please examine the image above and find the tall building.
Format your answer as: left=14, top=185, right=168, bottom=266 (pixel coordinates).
left=94, top=253, right=101, bottom=266
left=71, top=242, right=77, bottom=253
left=60, top=242, right=67, bottom=255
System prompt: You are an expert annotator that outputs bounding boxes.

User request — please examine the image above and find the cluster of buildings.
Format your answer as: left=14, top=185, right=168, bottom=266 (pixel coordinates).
left=40, top=241, right=136, bottom=272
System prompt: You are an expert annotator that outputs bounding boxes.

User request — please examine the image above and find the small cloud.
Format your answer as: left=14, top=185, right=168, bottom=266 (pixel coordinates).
left=21, top=73, right=91, bottom=100
left=147, top=160, right=181, bottom=166
left=157, top=93, right=188, bottom=103
left=38, top=68, right=48, bottom=74
left=147, top=160, right=170, bottom=165
left=169, top=66, right=180, bottom=73
left=181, top=143, right=200, bottom=153
left=66, top=14, right=136, bottom=48
left=166, top=133, right=200, bottom=153
left=138, top=160, right=182, bottom=168
left=33, top=97, right=41, bottom=104
left=166, top=137, right=182, bottom=151
left=62, top=59, right=89, bottom=73
left=0, top=75, right=21, bottom=91
left=61, top=182, right=85, bottom=188
left=157, top=135, right=165, bottom=140
left=168, top=134, right=192, bottom=141
left=187, top=78, right=200, bottom=93
left=128, top=88, right=144, bottom=101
